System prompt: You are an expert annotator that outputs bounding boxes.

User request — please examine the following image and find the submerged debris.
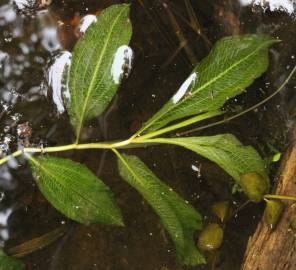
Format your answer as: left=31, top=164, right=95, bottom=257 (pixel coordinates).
left=197, top=223, right=224, bottom=252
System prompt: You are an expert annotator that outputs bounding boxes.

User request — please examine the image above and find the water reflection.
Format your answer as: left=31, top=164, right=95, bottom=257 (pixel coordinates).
left=13, top=0, right=52, bottom=10
left=239, top=0, right=296, bottom=14
left=0, top=0, right=63, bottom=248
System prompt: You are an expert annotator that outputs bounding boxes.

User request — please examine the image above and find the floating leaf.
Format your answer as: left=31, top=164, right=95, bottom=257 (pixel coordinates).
left=148, top=134, right=269, bottom=199
left=0, top=250, right=25, bottom=270
left=7, top=226, right=68, bottom=258
left=264, top=199, right=284, bottom=229
left=116, top=153, right=205, bottom=265
left=68, top=4, right=133, bottom=138
left=139, top=34, right=278, bottom=134
left=197, top=223, right=224, bottom=252
left=29, top=156, right=123, bottom=225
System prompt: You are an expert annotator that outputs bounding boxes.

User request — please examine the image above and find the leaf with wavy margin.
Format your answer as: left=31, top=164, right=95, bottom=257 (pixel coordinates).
left=68, top=4, right=132, bottom=138
left=139, top=35, right=278, bottom=134
left=30, top=156, right=123, bottom=225
left=116, top=152, right=205, bottom=265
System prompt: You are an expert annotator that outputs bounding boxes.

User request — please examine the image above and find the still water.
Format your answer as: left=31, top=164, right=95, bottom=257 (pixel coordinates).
left=0, top=0, right=296, bottom=269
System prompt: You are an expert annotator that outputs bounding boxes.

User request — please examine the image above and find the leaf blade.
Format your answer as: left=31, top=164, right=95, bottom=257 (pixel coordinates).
left=148, top=135, right=269, bottom=192
left=116, top=152, right=205, bottom=265
left=0, top=250, right=25, bottom=270
left=30, top=156, right=123, bottom=225
left=68, top=4, right=132, bottom=138
left=140, top=34, right=278, bottom=133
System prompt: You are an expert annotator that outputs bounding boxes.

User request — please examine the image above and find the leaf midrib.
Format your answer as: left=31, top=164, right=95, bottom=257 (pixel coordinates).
left=141, top=39, right=274, bottom=133
left=75, top=7, right=128, bottom=140
left=31, top=157, right=118, bottom=224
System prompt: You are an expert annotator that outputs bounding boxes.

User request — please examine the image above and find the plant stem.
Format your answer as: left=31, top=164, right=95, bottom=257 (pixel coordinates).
left=264, top=194, right=296, bottom=201
left=132, top=110, right=223, bottom=141
left=0, top=150, right=23, bottom=166
left=0, top=140, right=132, bottom=166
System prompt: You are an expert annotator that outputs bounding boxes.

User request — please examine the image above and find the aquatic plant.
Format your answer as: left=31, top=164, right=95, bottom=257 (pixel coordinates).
left=1, top=3, right=296, bottom=267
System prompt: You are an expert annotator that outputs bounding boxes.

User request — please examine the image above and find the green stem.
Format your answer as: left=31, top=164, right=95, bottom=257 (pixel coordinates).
left=0, top=140, right=132, bottom=166
left=132, top=110, right=223, bottom=142
left=0, top=150, right=23, bottom=166
left=264, top=194, right=296, bottom=202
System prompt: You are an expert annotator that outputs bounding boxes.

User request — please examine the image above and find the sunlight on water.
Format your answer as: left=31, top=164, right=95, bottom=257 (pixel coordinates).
left=240, top=0, right=296, bottom=14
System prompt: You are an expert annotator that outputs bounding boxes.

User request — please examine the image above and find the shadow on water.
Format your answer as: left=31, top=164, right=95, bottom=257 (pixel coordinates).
left=0, top=0, right=296, bottom=269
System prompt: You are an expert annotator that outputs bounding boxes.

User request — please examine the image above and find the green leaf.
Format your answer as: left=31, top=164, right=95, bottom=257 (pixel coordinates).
left=116, top=152, right=205, bottom=266
left=0, top=250, right=25, bottom=270
left=140, top=34, right=278, bottom=134
left=29, top=156, right=123, bottom=225
left=149, top=134, right=269, bottom=191
left=68, top=4, right=132, bottom=138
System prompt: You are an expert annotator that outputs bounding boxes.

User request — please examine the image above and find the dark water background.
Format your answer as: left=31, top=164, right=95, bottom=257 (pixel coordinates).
left=1, top=0, right=296, bottom=269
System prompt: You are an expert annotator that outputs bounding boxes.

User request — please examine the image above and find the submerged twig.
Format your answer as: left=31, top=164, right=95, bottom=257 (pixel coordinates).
left=162, top=0, right=197, bottom=66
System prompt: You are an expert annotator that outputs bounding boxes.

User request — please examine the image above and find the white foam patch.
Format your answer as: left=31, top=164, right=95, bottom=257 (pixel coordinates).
left=13, top=0, right=34, bottom=9
left=111, top=45, right=133, bottom=84
left=240, top=0, right=296, bottom=14
left=79, top=15, right=97, bottom=33
left=0, top=208, right=12, bottom=226
left=0, top=51, right=8, bottom=65
left=47, top=51, right=72, bottom=113
left=0, top=4, right=17, bottom=26
left=172, top=73, right=197, bottom=104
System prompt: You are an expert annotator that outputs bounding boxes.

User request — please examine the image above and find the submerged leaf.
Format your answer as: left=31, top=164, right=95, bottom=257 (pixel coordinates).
left=211, top=201, right=230, bottom=222
left=116, top=153, right=205, bottom=265
left=197, top=223, right=224, bottom=252
left=7, top=226, right=68, bottom=258
left=264, top=199, right=284, bottom=229
left=0, top=250, right=25, bottom=270
left=140, top=34, right=278, bottom=134
left=30, top=156, right=123, bottom=225
left=148, top=134, right=269, bottom=200
left=240, top=172, right=268, bottom=202
left=68, top=4, right=133, bottom=138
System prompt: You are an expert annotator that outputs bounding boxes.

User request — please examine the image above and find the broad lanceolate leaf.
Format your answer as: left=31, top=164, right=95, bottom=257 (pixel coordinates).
left=30, top=156, right=123, bottom=225
left=0, top=250, right=25, bottom=270
left=150, top=134, right=269, bottom=190
left=140, top=35, right=278, bottom=134
left=68, top=4, right=132, bottom=138
left=116, top=153, right=205, bottom=265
